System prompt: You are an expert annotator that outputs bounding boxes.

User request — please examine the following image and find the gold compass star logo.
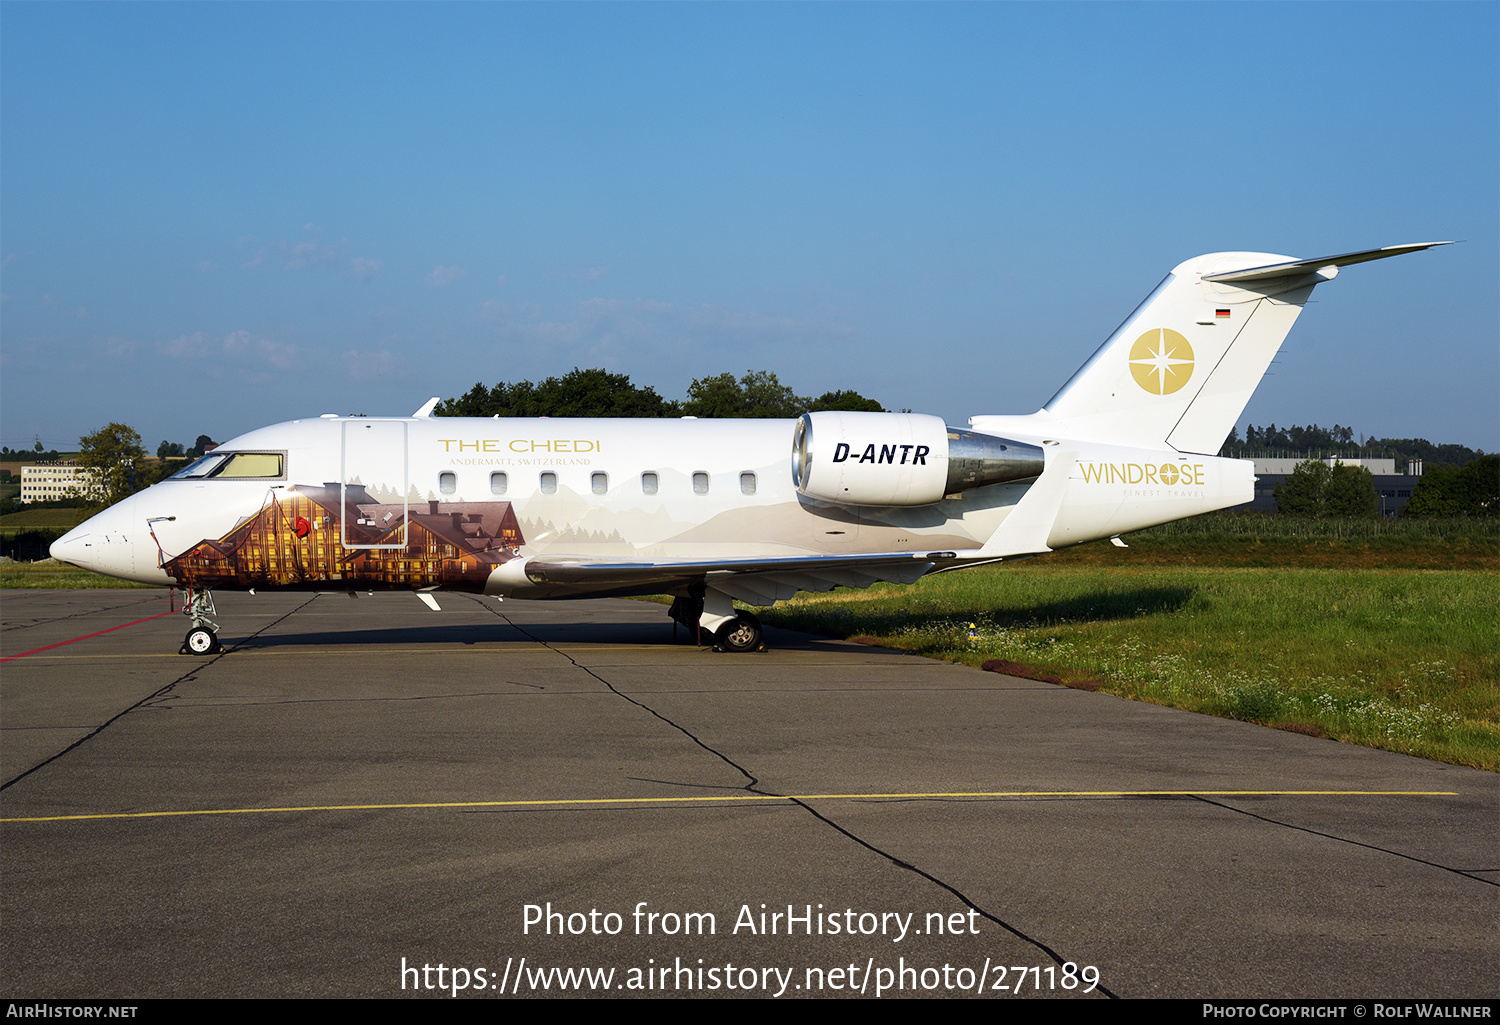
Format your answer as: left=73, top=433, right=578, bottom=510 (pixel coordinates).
left=1129, top=328, right=1194, bottom=395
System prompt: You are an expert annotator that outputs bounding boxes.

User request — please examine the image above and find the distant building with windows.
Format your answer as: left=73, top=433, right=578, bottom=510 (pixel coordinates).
left=1246, top=457, right=1422, bottom=517
left=18, top=462, right=100, bottom=504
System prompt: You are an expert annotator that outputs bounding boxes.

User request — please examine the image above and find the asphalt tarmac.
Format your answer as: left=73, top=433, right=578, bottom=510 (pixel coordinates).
left=1, top=589, right=1495, bottom=999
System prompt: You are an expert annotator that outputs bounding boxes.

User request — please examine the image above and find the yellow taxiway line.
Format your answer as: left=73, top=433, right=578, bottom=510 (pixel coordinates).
left=0, top=790, right=1460, bottom=824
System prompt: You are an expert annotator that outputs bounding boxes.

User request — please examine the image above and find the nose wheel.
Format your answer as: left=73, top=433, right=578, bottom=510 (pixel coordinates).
left=183, top=626, right=221, bottom=655
left=178, top=587, right=222, bottom=656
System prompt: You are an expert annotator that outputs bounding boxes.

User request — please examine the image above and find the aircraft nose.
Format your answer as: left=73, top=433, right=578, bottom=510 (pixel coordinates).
left=50, top=525, right=94, bottom=569
left=50, top=497, right=140, bottom=580
left=49, top=528, right=90, bottom=570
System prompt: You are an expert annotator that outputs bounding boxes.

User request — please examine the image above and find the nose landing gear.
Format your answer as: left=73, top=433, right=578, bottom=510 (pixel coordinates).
left=178, top=587, right=222, bottom=655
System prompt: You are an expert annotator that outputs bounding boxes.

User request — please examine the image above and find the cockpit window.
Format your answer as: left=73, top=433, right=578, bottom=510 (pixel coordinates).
left=170, top=452, right=285, bottom=480
left=170, top=454, right=229, bottom=479
left=214, top=453, right=284, bottom=478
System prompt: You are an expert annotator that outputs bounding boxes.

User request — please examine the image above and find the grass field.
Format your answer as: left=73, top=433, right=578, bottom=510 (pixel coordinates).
left=759, top=564, right=1498, bottom=770
left=0, top=559, right=158, bottom=589
left=1041, top=513, right=1499, bottom=570
left=0, top=506, right=92, bottom=529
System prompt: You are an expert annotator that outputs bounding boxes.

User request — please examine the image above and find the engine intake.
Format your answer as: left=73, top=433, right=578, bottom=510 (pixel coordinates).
left=792, top=412, right=1044, bottom=506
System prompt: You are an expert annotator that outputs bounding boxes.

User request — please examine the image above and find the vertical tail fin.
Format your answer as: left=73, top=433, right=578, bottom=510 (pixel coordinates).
left=1041, top=243, right=1450, bottom=455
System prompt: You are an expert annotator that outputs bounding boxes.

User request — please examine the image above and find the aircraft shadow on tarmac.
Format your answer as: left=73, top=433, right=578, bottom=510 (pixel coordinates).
left=224, top=619, right=839, bottom=651
left=223, top=583, right=1191, bottom=652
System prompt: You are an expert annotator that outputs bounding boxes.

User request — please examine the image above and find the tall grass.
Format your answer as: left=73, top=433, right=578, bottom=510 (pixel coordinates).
left=1044, top=513, right=1497, bottom=569
left=1136, top=511, right=1498, bottom=542
left=760, top=566, right=1499, bottom=770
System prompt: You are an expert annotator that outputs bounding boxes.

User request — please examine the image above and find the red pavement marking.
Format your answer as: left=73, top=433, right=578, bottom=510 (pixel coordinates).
left=0, top=609, right=179, bottom=663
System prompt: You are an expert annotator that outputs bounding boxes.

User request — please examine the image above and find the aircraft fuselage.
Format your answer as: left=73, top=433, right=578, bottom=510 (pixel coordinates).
left=52, top=414, right=1251, bottom=598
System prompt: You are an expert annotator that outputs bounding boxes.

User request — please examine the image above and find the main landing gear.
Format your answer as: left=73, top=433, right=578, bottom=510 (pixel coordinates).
left=178, top=587, right=222, bottom=655
left=668, top=587, right=765, bottom=653
left=714, top=611, right=763, bottom=653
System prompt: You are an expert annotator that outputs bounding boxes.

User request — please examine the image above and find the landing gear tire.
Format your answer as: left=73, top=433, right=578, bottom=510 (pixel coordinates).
left=183, top=627, right=220, bottom=656
left=715, top=612, right=763, bottom=654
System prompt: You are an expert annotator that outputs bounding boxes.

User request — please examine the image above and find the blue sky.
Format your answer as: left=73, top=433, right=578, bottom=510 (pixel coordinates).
left=3, top=2, right=1495, bottom=453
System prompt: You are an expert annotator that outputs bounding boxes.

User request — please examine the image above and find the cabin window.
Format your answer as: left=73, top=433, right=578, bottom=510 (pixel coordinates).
left=591, top=472, right=608, bottom=495
left=490, top=471, right=508, bottom=495
left=641, top=472, right=659, bottom=495
left=438, top=472, right=457, bottom=495
left=540, top=472, right=557, bottom=495
left=693, top=471, right=709, bottom=495
left=740, top=472, right=757, bottom=495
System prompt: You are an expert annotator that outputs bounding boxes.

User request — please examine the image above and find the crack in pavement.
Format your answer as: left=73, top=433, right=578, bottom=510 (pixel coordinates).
left=1, top=594, right=320, bottom=792
left=0, top=592, right=169, bottom=634
left=473, top=597, right=1117, bottom=998
left=1191, top=794, right=1498, bottom=888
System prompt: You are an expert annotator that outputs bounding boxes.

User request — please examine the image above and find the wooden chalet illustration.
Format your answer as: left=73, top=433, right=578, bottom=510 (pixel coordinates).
left=164, top=484, right=523, bottom=592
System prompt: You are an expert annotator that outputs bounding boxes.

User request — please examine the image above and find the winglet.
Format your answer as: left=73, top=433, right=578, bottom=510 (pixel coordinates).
left=412, top=397, right=441, bottom=418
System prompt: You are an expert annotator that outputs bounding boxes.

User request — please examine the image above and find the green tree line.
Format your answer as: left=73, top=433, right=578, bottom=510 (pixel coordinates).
left=1, top=444, right=65, bottom=462
left=1220, top=422, right=1483, bottom=470
left=435, top=367, right=884, bottom=419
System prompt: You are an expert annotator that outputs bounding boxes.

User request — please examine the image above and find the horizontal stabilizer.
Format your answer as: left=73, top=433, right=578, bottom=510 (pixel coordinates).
left=1038, top=241, right=1452, bottom=455
left=1202, top=242, right=1452, bottom=283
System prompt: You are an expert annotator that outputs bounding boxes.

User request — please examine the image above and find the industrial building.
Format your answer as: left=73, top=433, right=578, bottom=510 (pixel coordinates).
left=1246, top=457, right=1423, bottom=517
left=17, top=462, right=100, bottom=504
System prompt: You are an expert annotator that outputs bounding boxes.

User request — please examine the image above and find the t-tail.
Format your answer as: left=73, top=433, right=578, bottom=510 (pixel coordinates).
left=968, top=242, right=1451, bottom=558
left=973, top=243, right=1452, bottom=455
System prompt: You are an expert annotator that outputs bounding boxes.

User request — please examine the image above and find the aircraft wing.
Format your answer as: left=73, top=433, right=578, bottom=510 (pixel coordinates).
left=520, top=551, right=960, bottom=605
left=519, top=452, right=1082, bottom=604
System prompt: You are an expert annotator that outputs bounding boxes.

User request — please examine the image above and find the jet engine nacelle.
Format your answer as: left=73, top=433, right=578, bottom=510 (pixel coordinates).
left=792, top=411, right=1045, bottom=506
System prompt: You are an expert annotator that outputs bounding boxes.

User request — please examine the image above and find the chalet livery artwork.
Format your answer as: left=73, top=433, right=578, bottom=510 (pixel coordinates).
left=51, top=244, right=1449, bottom=655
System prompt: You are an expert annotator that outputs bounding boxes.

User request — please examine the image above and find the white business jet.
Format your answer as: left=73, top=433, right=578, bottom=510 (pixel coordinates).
left=51, top=243, right=1448, bottom=655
